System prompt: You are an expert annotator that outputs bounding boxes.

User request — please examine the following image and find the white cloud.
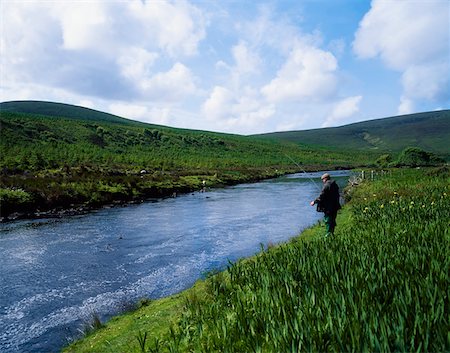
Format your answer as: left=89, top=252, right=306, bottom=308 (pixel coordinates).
left=398, top=96, right=414, bottom=115
left=139, top=63, right=198, bottom=102
left=54, top=1, right=109, bottom=51
left=109, top=102, right=171, bottom=125
left=261, top=44, right=338, bottom=103
left=353, top=0, right=450, bottom=111
left=232, top=41, right=261, bottom=75
left=402, top=62, right=450, bottom=102
left=203, top=86, right=233, bottom=121
left=117, top=48, right=159, bottom=81
left=0, top=0, right=206, bottom=102
left=202, top=85, right=275, bottom=133
left=127, top=0, right=207, bottom=57
left=78, top=100, right=95, bottom=109
left=323, top=96, right=362, bottom=127
left=201, top=8, right=345, bottom=133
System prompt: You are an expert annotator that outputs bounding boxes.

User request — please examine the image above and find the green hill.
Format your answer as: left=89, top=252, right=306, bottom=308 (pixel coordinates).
left=254, top=110, right=450, bottom=159
left=0, top=100, right=135, bottom=124
left=0, top=100, right=368, bottom=172
left=1, top=100, right=372, bottom=219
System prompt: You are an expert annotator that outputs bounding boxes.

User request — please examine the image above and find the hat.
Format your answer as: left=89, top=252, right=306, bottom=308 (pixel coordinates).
left=321, top=173, right=330, bottom=180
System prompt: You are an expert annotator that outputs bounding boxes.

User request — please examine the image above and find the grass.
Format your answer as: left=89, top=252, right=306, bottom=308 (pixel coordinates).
left=64, top=167, right=449, bottom=352
left=1, top=107, right=374, bottom=218
left=254, top=110, right=450, bottom=159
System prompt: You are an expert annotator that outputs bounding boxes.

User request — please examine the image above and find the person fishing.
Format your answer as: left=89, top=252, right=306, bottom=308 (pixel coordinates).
left=310, top=173, right=341, bottom=237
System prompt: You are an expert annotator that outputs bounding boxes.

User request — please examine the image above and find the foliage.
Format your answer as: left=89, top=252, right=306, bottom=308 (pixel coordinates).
left=63, top=168, right=449, bottom=352
left=166, top=169, right=449, bottom=352
left=0, top=188, right=34, bottom=214
left=0, top=107, right=374, bottom=217
left=393, top=146, right=445, bottom=167
left=375, top=153, right=392, bottom=167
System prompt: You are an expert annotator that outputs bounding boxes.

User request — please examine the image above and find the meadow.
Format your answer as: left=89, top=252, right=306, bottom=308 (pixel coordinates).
left=1, top=110, right=373, bottom=219
left=64, top=167, right=449, bottom=352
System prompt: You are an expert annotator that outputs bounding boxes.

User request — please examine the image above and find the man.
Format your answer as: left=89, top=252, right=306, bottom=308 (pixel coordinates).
left=310, top=173, right=341, bottom=237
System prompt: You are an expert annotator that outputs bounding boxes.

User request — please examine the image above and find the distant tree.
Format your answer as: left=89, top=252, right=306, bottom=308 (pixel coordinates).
left=88, top=133, right=106, bottom=148
left=394, top=147, right=445, bottom=167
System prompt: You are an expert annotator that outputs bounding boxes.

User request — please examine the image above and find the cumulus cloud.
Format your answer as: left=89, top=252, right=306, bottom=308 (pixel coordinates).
left=353, top=0, right=450, bottom=113
left=261, top=44, right=338, bottom=103
left=201, top=7, right=344, bottom=133
left=127, top=0, right=207, bottom=57
left=0, top=0, right=206, bottom=103
left=322, top=96, right=362, bottom=127
left=138, top=63, right=198, bottom=102
left=202, top=85, right=275, bottom=133
left=232, top=41, right=261, bottom=76
left=109, top=102, right=171, bottom=125
left=398, top=96, right=415, bottom=115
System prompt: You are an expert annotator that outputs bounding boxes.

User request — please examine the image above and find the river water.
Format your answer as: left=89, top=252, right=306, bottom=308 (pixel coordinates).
left=0, top=171, right=349, bottom=352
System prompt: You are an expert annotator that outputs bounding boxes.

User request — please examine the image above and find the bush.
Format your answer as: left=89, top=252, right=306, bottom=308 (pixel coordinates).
left=0, top=188, right=33, bottom=215
left=393, top=147, right=444, bottom=167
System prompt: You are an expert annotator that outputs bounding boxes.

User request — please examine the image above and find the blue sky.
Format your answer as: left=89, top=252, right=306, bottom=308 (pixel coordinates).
left=1, top=0, right=449, bottom=134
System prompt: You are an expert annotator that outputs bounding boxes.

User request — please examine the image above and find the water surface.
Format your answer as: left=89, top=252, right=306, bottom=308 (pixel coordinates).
left=0, top=171, right=349, bottom=352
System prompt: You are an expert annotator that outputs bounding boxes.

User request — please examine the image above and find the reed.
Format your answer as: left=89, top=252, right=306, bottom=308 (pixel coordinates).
left=163, top=168, right=449, bottom=352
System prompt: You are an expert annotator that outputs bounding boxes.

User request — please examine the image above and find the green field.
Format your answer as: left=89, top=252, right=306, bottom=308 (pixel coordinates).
left=64, top=167, right=449, bottom=352
left=1, top=101, right=375, bottom=219
left=1, top=101, right=447, bottom=220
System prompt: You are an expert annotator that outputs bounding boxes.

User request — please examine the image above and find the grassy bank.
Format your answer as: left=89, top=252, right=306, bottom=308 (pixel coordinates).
left=1, top=110, right=372, bottom=220
left=64, top=167, right=449, bottom=352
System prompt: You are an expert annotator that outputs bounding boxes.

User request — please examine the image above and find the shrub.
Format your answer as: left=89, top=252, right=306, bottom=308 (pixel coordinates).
left=0, top=188, right=33, bottom=215
left=393, top=147, right=444, bottom=167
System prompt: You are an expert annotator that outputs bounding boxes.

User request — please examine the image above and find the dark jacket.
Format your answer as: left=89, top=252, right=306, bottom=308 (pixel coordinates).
left=315, top=180, right=341, bottom=215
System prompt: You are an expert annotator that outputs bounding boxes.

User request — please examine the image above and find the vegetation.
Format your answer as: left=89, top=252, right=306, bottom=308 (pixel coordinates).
left=1, top=101, right=376, bottom=219
left=255, top=110, right=450, bottom=159
left=393, top=146, right=445, bottom=167
left=64, top=167, right=449, bottom=352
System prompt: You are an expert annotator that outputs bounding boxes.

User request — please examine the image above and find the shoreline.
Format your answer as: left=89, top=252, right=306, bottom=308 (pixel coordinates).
left=1, top=165, right=355, bottom=223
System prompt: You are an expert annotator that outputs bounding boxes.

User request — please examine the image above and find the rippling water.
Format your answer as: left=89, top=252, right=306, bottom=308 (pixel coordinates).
left=0, top=171, right=349, bottom=352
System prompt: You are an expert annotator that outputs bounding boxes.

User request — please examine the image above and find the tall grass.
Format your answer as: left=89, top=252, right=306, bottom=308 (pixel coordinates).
left=160, top=168, right=450, bottom=352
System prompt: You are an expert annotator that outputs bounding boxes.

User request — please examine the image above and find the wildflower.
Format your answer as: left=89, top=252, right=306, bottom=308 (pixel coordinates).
left=431, top=201, right=435, bottom=206
left=410, top=201, right=414, bottom=205
left=390, top=200, right=395, bottom=204
left=373, top=194, right=377, bottom=197
left=380, top=204, right=384, bottom=209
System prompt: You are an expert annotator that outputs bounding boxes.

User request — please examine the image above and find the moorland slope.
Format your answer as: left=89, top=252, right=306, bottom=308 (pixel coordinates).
left=254, top=110, right=450, bottom=159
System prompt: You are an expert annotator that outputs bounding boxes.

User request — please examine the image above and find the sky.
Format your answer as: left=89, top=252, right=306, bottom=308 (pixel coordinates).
left=1, top=0, right=449, bottom=135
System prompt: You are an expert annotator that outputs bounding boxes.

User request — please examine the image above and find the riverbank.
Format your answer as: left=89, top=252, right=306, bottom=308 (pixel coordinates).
left=1, top=164, right=356, bottom=222
left=0, top=166, right=286, bottom=222
left=64, top=167, right=449, bottom=352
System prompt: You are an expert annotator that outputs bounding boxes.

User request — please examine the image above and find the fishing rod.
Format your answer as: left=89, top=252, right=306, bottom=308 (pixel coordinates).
left=284, top=154, right=322, bottom=191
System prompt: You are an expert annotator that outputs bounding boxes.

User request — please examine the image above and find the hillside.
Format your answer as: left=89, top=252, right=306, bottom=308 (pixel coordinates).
left=0, top=100, right=370, bottom=172
left=1, top=101, right=373, bottom=220
left=0, top=100, right=135, bottom=125
left=254, top=110, right=450, bottom=159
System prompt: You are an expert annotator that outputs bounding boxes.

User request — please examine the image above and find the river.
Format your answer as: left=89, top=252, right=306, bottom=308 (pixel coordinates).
left=0, top=171, right=349, bottom=352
